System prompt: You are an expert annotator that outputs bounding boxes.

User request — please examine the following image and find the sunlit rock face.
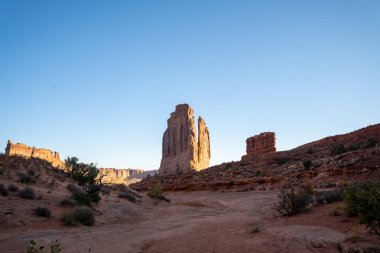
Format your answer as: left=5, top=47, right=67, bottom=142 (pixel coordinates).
left=159, top=104, right=210, bottom=174
left=98, top=168, right=157, bottom=185
left=241, top=132, right=276, bottom=161
left=5, top=140, right=64, bottom=168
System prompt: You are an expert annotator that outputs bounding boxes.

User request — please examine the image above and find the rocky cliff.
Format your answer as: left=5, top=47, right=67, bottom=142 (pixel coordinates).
left=159, top=104, right=211, bottom=174
left=241, top=132, right=276, bottom=161
left=5, top=140, right=64, bottom=168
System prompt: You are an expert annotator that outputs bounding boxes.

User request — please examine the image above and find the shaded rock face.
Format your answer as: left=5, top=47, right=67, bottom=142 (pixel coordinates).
left=241, top=132, right=276, bottom=161
left=5, top=140, right=63, bottom=168
left=98, top=168, right=157, bottom=185
left=159, top=104, right=210, bottom=174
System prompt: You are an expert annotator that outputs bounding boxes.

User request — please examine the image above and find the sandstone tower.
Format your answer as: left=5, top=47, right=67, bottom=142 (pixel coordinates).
left=159, top=104, right=210, bottom=174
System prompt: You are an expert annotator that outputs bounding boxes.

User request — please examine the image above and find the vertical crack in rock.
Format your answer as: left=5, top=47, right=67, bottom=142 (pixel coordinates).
left=159, top=104, right=211, bottom=174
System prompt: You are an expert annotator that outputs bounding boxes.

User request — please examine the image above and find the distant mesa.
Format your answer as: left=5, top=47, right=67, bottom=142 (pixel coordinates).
left=159, top=104, right=211, bottom=174
left=5, top=140, right=64, bottom=168
left=98, top=168, right=157, bottom=185
left=4, top=140, right=154, bottom=185
left=241, top=132, right=276, bottom=162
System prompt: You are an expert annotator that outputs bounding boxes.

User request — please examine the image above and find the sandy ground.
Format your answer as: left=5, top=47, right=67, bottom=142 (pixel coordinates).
left=1, top=188, right=379, bottom=253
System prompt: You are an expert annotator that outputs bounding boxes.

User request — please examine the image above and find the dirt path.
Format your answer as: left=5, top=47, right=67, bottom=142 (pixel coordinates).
left=0, top=190, right=375, bottom=253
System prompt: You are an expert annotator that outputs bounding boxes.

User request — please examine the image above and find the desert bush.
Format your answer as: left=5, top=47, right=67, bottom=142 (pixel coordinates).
left=64, top=157, right=101, bottom=206
left=60, top=197, right=77, bottom=207
left=73, top=206, right=95, bottom=226
left=275, top=185, right=312, bottom=216
left=27, top=239, right=61, bottom=253
left=8, top=184, right=18, bottom=192
left=34, top=207, right=51, bottom=218
left=0, top=184, right=9, bottom=196
left=67, top=183, right=83, bottom=194
left=100, top=186, right=111, bottom=195
left=330, top=206, right=345, bottom=216
left=19, top=173, right=35, bottom=184
left=365, top=138, right=378, bottom=149
left=60, top=213, right=76, bottom=226
left=344, top=180, right=380, bottom=236
left=314, top=189, right=344, bottom=204
left=348, top=145, right=359, bottom=152
left=118, top=191, right=138, bottom=203
left=331, top=144, right=347, bottom=155
left=303, top=182, right=314, bottom=195
left=303, top=160, right=312, bottom=170
left=27, top=169, right=36, bottom=176
left=148, top=184, right=170, bottom=202
left=347, top=248, right=380, bottom=253
left=19, top=186, right=35, bottom=199
left=276, top=158, right=288, bottom=165
left=60, top=206, right=95, bottom=226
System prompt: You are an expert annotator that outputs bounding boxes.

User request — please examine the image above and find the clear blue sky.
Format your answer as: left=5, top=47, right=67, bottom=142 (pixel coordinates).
left=1, top=1, right=379, bottom=170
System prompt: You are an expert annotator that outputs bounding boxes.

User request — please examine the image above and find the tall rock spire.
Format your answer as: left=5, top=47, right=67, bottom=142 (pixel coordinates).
left=159, top=104, right=211, bottom=174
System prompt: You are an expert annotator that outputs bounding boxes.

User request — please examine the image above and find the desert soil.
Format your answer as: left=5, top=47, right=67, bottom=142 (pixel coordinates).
left=1, top=189, right=378, bottom=253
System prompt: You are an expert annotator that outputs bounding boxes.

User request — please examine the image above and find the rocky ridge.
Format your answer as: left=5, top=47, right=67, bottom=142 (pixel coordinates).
left=132, top=124, right=380, bottom=191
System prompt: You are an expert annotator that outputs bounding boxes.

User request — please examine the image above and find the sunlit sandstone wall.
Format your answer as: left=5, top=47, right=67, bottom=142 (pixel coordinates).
left=5, top=140, right=64, bottom=168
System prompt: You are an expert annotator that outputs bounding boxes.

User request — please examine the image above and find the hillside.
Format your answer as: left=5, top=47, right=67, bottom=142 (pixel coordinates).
left=132, top=124, right=380, bottom=191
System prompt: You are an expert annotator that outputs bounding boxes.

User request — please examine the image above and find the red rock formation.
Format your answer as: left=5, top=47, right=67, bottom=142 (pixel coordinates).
left=5, top=140, right=63, bottom=168
left=132, top=124, right=380, bottom=191
left=197, top=116, right=211, bottom=169
left=98, top=168, right=157, bottom=185
left=159, top=104, right=211, bottom=174
left=241, top=132, right=276, bottom=161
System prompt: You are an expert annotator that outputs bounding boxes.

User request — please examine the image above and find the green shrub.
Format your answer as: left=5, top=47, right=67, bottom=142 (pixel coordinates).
left=73, top=206, right=95, bottom=226
left=348, top=145, right=359, bottom=152
left=314, top=189, right=344, bottom=204
left=34, top=207, right=51, bottom=218
left=148, top=184, right=170, bottom=202
left=60, top=213, right=76, bottom=226
left=344, top=180, right=380, bottom=236
left=331, top=144, right=347, bottom=155
left=303, top=160, right=312, bottom=170
left=67, top=183, right=83, bottom=194
left=275, top=185, right=312, bottom=216
left=0, top=184, right=8, bottom=196
left=64, top=157, right=101, bottom=206
left=8, top=184, right=18, bottom=192
left=60, top=197, right=77, bottom=207
left=365, top=138, right=378, bottom=149
left=347, top=248, right=380, bottom=253
left=67, top=183, right=91, bottom=206
left=118, top=191, right=138, bottom=203
left=276, top=158, right=288, bottom=165
left=27, top=169, right=36, bottom=176
left=19, top=186, right=35, bottom=199
left=19, top=173, right=35, bottom=184
left=303, top=182, right=314, bottom=195
left=27, top=239, right=61, bottom=253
